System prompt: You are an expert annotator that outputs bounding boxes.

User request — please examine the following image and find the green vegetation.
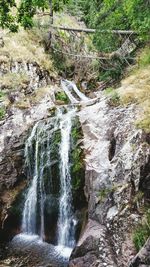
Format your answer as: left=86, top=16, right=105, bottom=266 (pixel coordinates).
left=67, top=0, right=150, bottom=81
left=0, top=0, right=69, bottom=31
left=98, top=185, right=118, bottom=202
left=0, top=107, right=6, bottom=120
left=98, top=188, right=112, bottom=202
left=75, top=0, right=150, bottom=51
left=70, top=118, right=86, bottom=209
left=55, top=91, right=69, bottom=104
left=0, top=90, right=6, bottom=99
left=133, top=209, right=150, bottom=252
left=133, top=191, right=144, bottom=205
left=105, top=87, right=120, bottom=106
left=138, top=46, right=150, bottom=67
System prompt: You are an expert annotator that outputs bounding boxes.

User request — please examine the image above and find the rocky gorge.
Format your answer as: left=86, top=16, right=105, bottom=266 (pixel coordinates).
left=0, top=27, right=150, bottom=267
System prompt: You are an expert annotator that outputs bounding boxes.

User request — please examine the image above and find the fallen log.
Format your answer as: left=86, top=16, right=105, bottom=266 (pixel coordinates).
left=51, top=26, right=137, bottom=35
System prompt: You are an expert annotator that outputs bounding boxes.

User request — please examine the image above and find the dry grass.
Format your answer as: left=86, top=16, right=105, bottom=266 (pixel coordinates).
left=0, top=28, right=54, bottom=72
left=0, top=72, right=29, bottom=91
left=118, top=46, right=150, bottom=132
left=30, top=86, right=53, bottom=104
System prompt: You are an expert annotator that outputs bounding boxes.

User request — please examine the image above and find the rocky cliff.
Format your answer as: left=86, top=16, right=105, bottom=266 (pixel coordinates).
left=0, top=28, right=150, bottom=267
left=69, top=80, right=150, bottom=266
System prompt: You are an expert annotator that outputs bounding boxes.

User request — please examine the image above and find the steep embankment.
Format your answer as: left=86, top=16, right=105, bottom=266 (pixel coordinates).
left=69, top=59, right=150, bottom=267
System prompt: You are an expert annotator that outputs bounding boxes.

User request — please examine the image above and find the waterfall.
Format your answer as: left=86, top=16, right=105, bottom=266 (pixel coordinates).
left=65, top=80, right=89, bottom=102
left=57, top=109, right=76, bottom=248
left=22, top=122, right=39, bottom=235
left=22, top=115, right=59, bottom=238
left=61, top=80, right=79, bottom=104
left=22, top=108, right=76, bottom=249
left=61, top=80, right=89, bottom=103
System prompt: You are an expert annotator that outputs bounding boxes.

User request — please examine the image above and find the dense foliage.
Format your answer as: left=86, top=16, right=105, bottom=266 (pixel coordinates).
left=1, top=0, right=149, bottom=46
left=68, top=0, right=150, bottom=52
left=0, top=0, right=69, bottom=31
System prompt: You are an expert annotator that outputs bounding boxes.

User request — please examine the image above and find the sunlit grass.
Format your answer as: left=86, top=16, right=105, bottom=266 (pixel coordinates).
left=118, top=46, right=150, bottom=132
left=0, top=28, right=54, bottom=72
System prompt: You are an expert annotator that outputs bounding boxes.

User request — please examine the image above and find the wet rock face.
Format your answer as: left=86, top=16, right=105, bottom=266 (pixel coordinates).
left=0, top=103, right=87, bottom=245
left=72, top=96, right=150, bottom=267
left=0, top=94, right=54, bottom=240
left=0, top=134, right=26, bottom=190
left=139, top=154, right=150, bottom=199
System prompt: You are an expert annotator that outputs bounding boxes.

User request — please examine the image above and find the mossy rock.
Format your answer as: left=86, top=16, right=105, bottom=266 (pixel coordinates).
left=70, top=116, right=87, bottom=210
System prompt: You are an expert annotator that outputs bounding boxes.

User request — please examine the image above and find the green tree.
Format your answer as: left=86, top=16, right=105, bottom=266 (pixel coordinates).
left=80, top=0, right=150, bottom=51
left=0, top=0, right=69, bottom=31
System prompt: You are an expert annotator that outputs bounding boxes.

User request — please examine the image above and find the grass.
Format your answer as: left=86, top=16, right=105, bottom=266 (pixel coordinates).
left=0, top=28, right=55, bottom=72
left=0, top=91, right=6, bottom=99
left=0, top=72, right=29, bottom=91
left=118, top=46, right=150, bottom=132
left=138, top=46, right=150, bottom=67
left=133, top=209, right=150, bottom=252
left=105, top=87, right=120, bottom=107
left=0, top=107, right=6, bottom=120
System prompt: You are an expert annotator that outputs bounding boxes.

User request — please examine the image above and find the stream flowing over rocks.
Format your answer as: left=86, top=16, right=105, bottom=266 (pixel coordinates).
left=0, top=62, right=150, bottom=267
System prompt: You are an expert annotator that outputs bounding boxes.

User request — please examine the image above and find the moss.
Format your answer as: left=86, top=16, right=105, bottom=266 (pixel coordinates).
left=104, top=87, right=114, bottom=95
left=133, top=209, right=150, bottom=252
left=0, top=107, right=6, bottom=120
left=55, top=91, right=69, bottom=104
left=70, top=117, right=86, bottom=209
left=98, top=187, right=115, bottom=202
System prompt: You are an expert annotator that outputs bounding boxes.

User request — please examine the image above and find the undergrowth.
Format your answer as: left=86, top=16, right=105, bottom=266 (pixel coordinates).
left=133, top=209, right=150, bottom=252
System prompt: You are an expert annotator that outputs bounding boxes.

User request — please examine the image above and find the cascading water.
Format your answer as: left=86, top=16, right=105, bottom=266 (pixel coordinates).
left=22, top=116, right=59, bottom=238
left=22, top=108, right=76, bottom=251
left=5, top=82, right=87, bottom=267
left=57, top=109, right=76, bottom=248
left=61, top=79, right=89, bottom=103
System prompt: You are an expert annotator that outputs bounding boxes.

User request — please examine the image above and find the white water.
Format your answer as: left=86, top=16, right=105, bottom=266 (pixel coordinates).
left=22, top=122, right=39, bottom=235
left=57, top=109, right=76, bottom=248
left=22, top=116, right=59, bottom=238
left=22, top=108, right=76, bottom=254
left=61, top=79, right=89, bottom=103
left=66, top=80, right=89, bottom=101
left=61, top=80, right=79, bottom=104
